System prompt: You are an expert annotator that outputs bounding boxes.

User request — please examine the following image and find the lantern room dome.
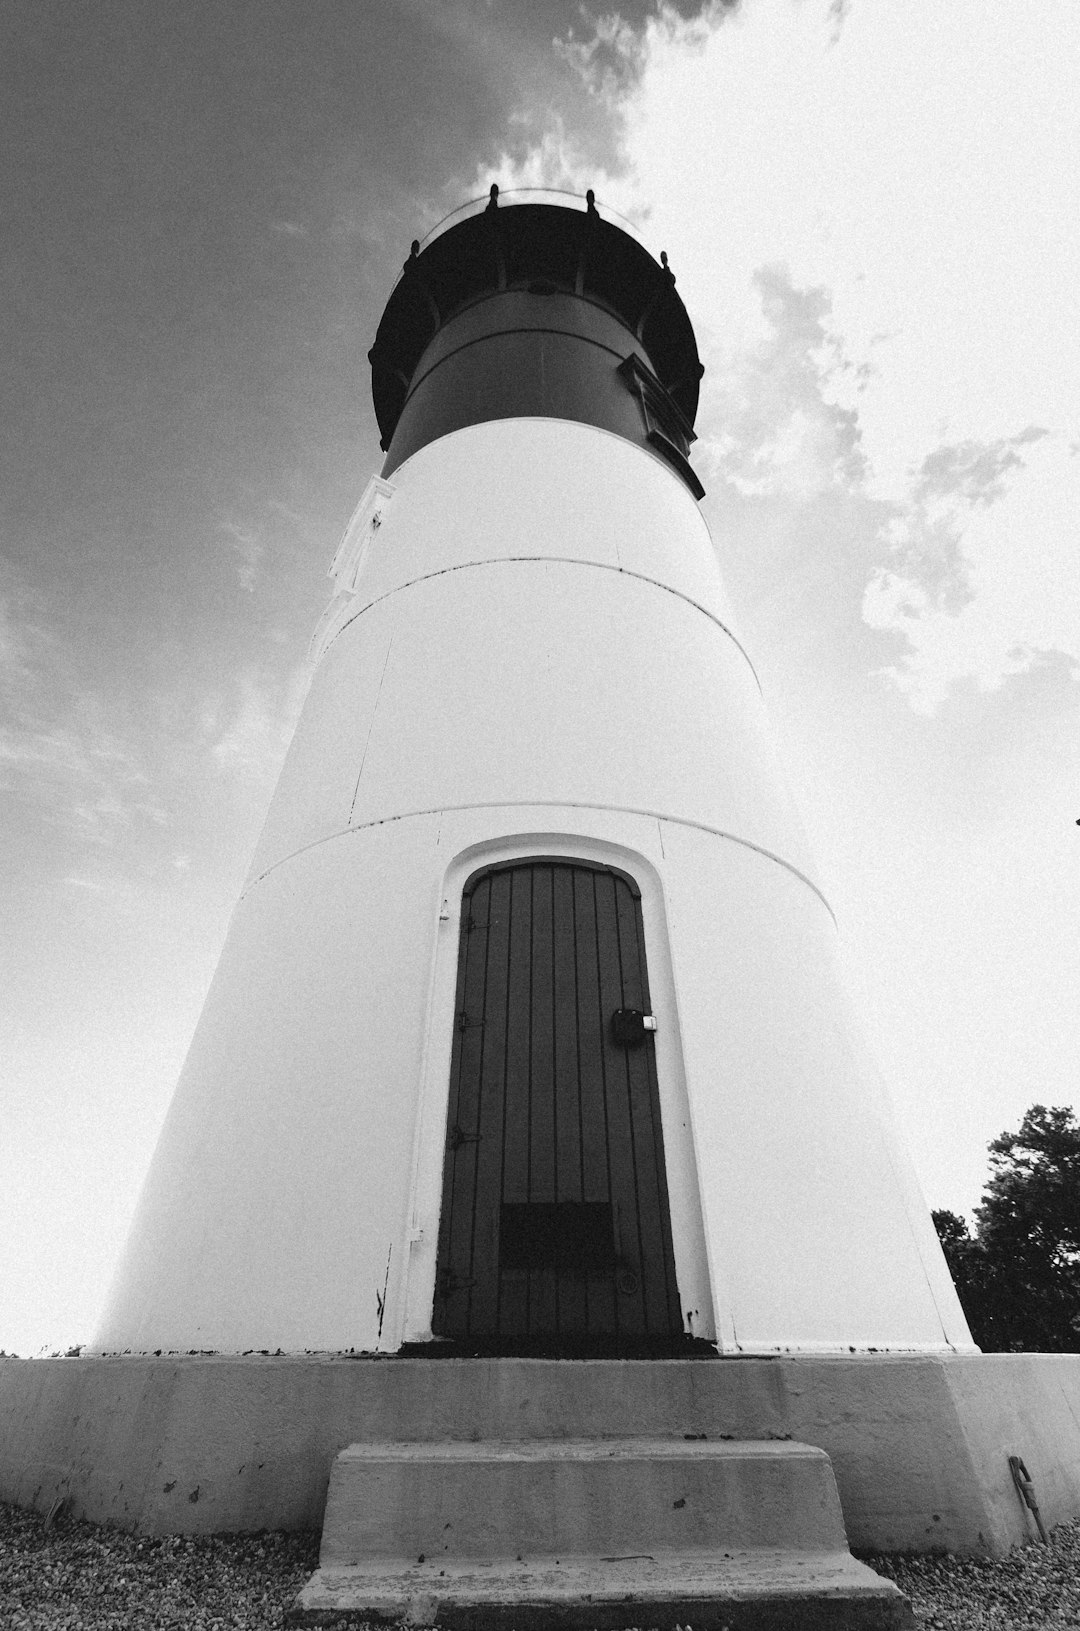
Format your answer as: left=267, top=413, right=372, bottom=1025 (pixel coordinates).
left=369, top=187, right=705, bottom=491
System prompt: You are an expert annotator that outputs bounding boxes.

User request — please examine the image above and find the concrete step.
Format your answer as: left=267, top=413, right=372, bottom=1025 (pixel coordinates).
left=291, top=1550, right=914, bottom=1629
left=290, top=1437, right=914, bottom=1628
left=318, top=1438, right=851, bottom=1560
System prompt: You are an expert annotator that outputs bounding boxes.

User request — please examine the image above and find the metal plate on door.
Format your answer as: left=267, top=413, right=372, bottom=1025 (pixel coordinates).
left=610, top=1008, right=657, bottom=1047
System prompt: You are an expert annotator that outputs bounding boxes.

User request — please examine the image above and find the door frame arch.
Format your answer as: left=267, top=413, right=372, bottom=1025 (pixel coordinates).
left=398, top=830, right=715, bottom=1347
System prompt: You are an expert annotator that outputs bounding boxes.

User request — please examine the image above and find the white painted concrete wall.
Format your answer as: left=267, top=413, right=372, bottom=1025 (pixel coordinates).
left=94, top=418, right=974, bottom=1355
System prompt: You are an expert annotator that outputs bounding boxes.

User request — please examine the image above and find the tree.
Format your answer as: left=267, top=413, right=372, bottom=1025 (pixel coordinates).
left=933, top=1105, right=1080, bottom=1352
left=931, top=1208, right=1004, bottom=1350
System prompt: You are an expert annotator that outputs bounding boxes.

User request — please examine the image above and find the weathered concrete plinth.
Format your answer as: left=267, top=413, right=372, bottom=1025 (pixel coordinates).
left=292, top=1438, right=912, bottom=1628
left=3, top=1352, right=1080, bottom=1555
left=294, top=1553, right=911, bottom=1630
left=320, top=1438, right=846, bottom=1558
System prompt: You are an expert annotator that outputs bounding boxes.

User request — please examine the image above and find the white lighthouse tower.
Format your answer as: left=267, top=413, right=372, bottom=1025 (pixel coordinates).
left=94, top=187, right=973, bottom=1361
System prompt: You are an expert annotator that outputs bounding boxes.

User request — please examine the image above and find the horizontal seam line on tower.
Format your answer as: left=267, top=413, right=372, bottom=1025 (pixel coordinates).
left=322, top=557, right=762, bottom=692
left=241, top=801, right=835, bottom=925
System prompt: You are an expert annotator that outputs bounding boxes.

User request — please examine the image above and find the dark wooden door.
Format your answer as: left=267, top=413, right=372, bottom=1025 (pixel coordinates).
left=432, top=859, right=682, bottom=1348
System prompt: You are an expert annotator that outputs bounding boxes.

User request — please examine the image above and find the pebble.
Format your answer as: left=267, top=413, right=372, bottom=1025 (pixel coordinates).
left=4, top=1499, right=1080, bottom=1628
left=865, top=1519, right=1080, bottom=1628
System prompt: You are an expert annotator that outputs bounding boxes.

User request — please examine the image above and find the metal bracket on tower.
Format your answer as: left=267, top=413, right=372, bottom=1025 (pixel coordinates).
left=308, top=474, right=398, bottom=668
left=483, top=184, right=507, bottom=290
left=327, top=475, right=397, bottom=593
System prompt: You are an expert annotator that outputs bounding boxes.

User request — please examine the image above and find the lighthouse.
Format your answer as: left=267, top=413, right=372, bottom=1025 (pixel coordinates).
left=93, top=186, right=972, bottom=1361
left=14, top=188, right=1080, bottom=1573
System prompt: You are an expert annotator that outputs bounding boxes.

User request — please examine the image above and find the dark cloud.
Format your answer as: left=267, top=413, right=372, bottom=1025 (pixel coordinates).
left=0, top=555, right=164, bottom=860
left=1, top=0, right=737, bottom=906
left=1, top=2, right=550, bottom=519
left=0, top=1, right=668, bottom=732
left=1, top=2, right=727, bottom=615
left=552, top=1, right=740, bottom=109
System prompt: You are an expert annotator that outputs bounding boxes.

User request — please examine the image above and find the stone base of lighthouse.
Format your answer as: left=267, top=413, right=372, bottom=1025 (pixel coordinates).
left=5, top=1352, right=1080, bottom=1559
left=293, top=1433, right=913, bottom=1629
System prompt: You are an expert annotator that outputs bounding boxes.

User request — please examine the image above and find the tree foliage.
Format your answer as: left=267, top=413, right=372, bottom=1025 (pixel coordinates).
left=933, top=1104, right=1080, bottom=1352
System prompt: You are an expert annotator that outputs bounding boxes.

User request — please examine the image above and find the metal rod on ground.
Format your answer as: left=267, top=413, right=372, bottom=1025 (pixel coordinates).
left=1009, top=1454, right=1050, bottom=1544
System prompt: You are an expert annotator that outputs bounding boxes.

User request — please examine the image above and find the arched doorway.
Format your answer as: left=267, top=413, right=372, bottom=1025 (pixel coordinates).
left=432, top=858, right=683, bottom=1353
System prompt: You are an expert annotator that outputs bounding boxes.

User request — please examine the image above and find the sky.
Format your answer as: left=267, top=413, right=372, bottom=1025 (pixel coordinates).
left=3, top=0, right=1078, bottom=1356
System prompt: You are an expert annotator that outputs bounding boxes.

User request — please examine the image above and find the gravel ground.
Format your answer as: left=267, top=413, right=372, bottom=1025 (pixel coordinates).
left=862, top=1528, right=1080, bottom=1629
left=1, top=1503, right=319, bottom=1629
left=3, top=1499, right=1079, bottom=1629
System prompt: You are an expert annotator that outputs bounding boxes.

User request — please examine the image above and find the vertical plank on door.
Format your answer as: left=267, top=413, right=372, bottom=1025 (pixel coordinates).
left=528, top=866, right=557, bottom=1334
left=572, top=868, right=618, bottom=1335
left=552, top=865, right=588, bottom=1332
left=593, top=870, right=647, bottom=1335
left=498, top=865, right=533, bottom=1336
left=466, top=868, right=513, bottom=1335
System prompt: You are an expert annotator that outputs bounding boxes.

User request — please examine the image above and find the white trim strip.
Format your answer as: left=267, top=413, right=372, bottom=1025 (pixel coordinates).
left=241, top=799, right=835, bottom=925
left=319, top=556, right=763, bottom=695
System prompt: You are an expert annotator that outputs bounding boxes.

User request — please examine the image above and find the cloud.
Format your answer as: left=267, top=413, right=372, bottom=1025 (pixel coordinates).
left=826, top=0, right=851, bottom=39
left=0, top=563, right=164, bottom=850
left=474, top=2, right=739, bottom=198
left=670, top=259, right=1078, bottom=735
left=697, top=264, right=867, bottom=499
left=554, top=10, right=651, bottom=105
left=217, top=519, right=264, bottom=593
left=917, top=430, right=1048, bottom=512
left=864, top=430, right=1078, bottom=714
left=0, top=528, right=319, bottom=898
left=869, top=428, right=1050, bottom=621
left=204, top=664, right=309, bottom=790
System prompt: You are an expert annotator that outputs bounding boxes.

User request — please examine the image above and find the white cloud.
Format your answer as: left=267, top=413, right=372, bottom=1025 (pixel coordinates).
left=217, top=518, right=264, bottom=593
left=476, top=120, right=611, bottom=195
left=865, top=433, right=1080, bottom=712
left=0, top=562, right=166, bottom=848
left=597, top=0, right=1080, bottom=473
left=206, top=664, right=308, bottom=788
left=546, top=0, right=1080, bottom=722
left=696, top=265, right=866, bottom=499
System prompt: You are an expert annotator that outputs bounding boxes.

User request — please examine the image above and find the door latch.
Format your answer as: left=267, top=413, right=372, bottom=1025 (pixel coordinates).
left=610, top=1008, right=658, bottom=1047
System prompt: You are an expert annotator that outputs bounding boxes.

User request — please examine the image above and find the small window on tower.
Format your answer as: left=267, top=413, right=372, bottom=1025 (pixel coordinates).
left=618, top=354, right=705, bottom=500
